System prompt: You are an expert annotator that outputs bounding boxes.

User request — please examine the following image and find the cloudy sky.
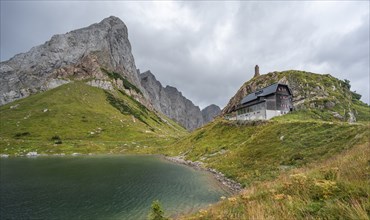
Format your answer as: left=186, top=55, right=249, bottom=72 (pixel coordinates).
left=1, top=1, right=369, bottom=108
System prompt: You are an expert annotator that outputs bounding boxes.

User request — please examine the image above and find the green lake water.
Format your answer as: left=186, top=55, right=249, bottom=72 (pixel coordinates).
left=0, top=155, right=229, bottom=219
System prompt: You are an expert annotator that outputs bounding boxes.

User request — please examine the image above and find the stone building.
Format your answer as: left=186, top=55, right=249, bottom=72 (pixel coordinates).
left=228, top=83, right=293, bottom=120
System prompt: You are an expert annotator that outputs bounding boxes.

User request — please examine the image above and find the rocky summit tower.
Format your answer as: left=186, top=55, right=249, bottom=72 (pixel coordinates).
left=254, top=65, right=260, bottom=77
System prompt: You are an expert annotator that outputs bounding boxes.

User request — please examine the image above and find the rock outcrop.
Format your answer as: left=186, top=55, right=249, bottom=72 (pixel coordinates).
left=201, top=104, right=221, bottom=123
left=139, top=70, right=204, bottom=130
left=0, top=16, right=145, bottom=105
left=222, top=70, right=357, bottom=122
left=86, top=80, right=113, bottom=91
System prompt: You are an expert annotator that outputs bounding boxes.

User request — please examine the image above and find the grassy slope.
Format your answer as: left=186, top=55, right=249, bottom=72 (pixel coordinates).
left=352, top=99, right=370, bottom=122
left=0, top=82, right=186, bottom=155
left=166, top=118, right=369, bottom=187
left=167, top=115, right=369, bottom=219
left=185, top=141, right=369, bottom=219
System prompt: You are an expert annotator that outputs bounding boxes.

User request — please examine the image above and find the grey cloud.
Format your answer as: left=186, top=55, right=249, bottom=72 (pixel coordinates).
left=1, top=1, right=369, bottom=108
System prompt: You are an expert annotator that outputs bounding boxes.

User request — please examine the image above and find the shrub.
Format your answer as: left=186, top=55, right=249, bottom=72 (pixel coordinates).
left=105, top=91, right=149, bottom=126
left=351, top=91, right=362, bottom=100
left=194, top=131, right=205, bottom=141
left=101, top=67, right=143, bottom=95
left=51, top=135, right=62, bottom=144
left=51, top=135, right=61, bottom=140
left=14, top=132, right=30, bottom=138
left=343, top=79, right=351, bottom=90
left=148, top=200, right=167, bottom=220
left=81, top=116, right=88, bottom=122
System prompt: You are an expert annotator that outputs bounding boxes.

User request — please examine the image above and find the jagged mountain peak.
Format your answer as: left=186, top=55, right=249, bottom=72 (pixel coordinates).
left=55, top=16, right=126, bottom=35
left=164, top=85, right=181, bottom=94
left=140, top=70, right=157, bottom=81
left=100, top=15, right=125, bottom=26
left=203, top=104, right=220, bottom=110
left=201, top=104, right=221, bottom=124
left=138, top=70, right=222, bottom=130
left=0, top=16, right=141, bottom=105
left=139, top=70, right=203, bottom=130
left=66, top=16, right=127, bottom=36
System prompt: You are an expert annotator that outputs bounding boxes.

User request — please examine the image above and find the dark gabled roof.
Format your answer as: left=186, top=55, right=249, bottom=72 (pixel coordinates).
left=240, top=83, right=291, bottom=105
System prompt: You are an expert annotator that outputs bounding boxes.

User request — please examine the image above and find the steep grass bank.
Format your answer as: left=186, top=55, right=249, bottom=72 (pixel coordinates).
left=183, top=142, right=369, bottom=219
left=166, top=118, right=368, bottom=187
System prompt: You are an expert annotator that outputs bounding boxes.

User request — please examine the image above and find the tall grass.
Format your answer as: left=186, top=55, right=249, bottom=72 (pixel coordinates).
left=183, top=142, right=369, bottom=219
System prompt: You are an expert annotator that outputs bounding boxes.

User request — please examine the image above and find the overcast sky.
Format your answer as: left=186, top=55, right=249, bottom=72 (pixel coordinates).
left=1, top=1, right=369, bottom=108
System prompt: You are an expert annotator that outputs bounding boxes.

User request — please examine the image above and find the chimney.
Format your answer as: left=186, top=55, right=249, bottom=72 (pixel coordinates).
left=254, top=65, right=260, bottom=77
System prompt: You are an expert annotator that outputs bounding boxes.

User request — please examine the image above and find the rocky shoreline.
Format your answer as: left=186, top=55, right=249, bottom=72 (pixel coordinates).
left=0, top=152, right=89, bottom=158
left=165, top=156, right=242, bottom=193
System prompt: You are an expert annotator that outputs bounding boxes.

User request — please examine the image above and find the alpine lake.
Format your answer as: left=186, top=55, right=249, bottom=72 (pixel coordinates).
left=0, top=155, right=230, bottom=219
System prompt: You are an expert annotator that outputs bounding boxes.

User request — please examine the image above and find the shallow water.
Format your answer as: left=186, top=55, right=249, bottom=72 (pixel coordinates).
left=0, top=155, right=229, bottom=219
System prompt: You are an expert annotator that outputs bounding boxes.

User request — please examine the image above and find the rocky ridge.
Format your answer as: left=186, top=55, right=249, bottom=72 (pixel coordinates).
left=139, top=71, right=220, bottom=130
left=201, top=104, right=221, bottom=123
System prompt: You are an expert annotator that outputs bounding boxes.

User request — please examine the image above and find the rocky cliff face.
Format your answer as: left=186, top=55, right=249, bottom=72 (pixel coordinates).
left=139, top=70, right=204, bottom=130
left=222, top=70, right=358, bottom=122
left=202, top=104, right=221, bottom=123
left=0, top=16, right=145, bottom=105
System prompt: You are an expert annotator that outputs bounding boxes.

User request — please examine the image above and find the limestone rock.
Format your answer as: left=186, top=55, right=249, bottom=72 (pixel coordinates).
left=332, top=112, right=344, bottom=120
left=201, top=104, right=221, bottom=124
left=139, top=70, right=204, bottom=130
left=86, top=80, right=113, bottom=91
left=0, top=16, right=144, bottom=105
left=43, top=79, right=70, bottom=90
left=348, top=110, right=356, bottom=123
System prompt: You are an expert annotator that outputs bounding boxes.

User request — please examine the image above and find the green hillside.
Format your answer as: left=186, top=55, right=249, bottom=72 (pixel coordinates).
left=167, top=118, right=369, bottom=186
left=164, top=72, right=369, bottom=187
left=164, top=71, right=370, bottom=219
left=165, top=117, right=369, bottom=219
left=0, top=82, right=186, bottom=156
left=184, top=138, right=369, bottom=219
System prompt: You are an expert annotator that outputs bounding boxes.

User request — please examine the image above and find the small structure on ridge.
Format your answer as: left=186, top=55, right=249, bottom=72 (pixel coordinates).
left=254, top=65, right=260, bottom=77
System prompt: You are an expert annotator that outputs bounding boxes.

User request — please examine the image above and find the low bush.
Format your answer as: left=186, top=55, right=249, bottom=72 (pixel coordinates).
left=14, top=132, right=30, bottom=138
left=51, top=135, right=62, bottom=144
